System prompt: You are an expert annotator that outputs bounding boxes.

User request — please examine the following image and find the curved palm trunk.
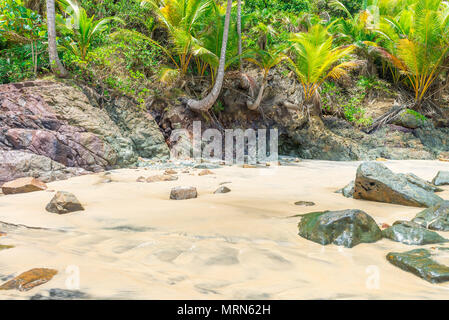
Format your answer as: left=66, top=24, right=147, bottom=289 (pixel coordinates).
left=46, top=0, right=68, bottom=77
left=247, top=73, right=267, bottom=110
left=187, top=0, right=232, bottom=112
left=237, top=0, right=242, bottom=72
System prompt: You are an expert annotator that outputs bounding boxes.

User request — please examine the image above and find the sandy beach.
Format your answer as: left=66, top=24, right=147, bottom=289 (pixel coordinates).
left=0, top=160, right=449, bottom=299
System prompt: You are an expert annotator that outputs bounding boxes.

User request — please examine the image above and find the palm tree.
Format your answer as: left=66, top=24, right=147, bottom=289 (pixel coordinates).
left=186, top=0, right=232, bottom=112
left=288, top=24, right=357, bottom=117
left=245, top=47, right=288, bottom=110
left=375, top=0, right=449, bottom=106
left=58, top=0, right=122, bottom=61
left=237, top=0, right=242, bottom=71
left=46, top=0, right=68, bottom=77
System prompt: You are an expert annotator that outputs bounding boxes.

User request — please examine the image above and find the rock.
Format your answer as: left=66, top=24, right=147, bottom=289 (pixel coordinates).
left=393, top=109, right=427, bottom=129
left=214, top=186, right=231, bottom=194
left=136, top=176, right=146, bottom=182
left=412, top=201, right=449, bottom=231
left=45, top=191, right=84, bottom=214
left=386, top=249, right=449, bottom=283
left=0, top=150, right=89, bottom=185
left=381, top=223, right=391, bottom=229
left=297, top=209, right=382, bottom=248
left=336, top=180, right=355, bottom=198
left=0, top=81, right=169, bottom=180
left=30, top=288, right=89, bottom=300
left=0, top=268, right=58, bottom=291
left=2, top=177, right=47, bottom=195
left=193, top=163, right=221, bottom=169
left=170, top=186, right=198, bottom=200
left=382, top=220, right=448, bottom=245
left=0, top=244, right=14, bottom=251
left=376, top=158, right=388, bottom=161
left=164, top=169, right=177, bottom=175
left=146, top=174, right=178, bottom=183
left=432, top=171, right=449, bottom=186
left=397, top=173, right=443, bottom=193
left=353, top=162, right=443, bottom=207
left=242, top=164, right=257, bottom=168
left=294, top=201, right=315, bottom=207
left=198, top=169, right=214, bottom=176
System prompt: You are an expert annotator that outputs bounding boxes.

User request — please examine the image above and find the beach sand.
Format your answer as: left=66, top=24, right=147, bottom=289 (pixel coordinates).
left=0, top=160, right=449, bottom=299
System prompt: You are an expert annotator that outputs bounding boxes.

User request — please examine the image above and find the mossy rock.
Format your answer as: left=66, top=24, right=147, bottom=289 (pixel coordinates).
left=387, top=249, right=449, bottom=283
left=298, top=209, right=382, bottom=248
left=382, top=221, right=448, bottom=245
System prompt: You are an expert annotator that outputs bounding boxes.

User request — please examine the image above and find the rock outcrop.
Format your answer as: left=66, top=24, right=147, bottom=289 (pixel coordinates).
left=0, top=80, right=169, bottom=184
left=353, top=162, right=443, bottom=207
left=297, top=209, right=382, bottom=248
left=170, top=186, right=198, bottom=200
left=0, top=268, right=58, bottom=291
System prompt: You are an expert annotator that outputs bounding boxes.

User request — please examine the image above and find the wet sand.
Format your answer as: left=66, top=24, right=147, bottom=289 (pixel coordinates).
left=0, top=160, right=449, bottom=299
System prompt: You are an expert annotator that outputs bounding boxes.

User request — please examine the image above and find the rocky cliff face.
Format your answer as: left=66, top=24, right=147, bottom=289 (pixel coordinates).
left=0, top=80, right=169, bottom=184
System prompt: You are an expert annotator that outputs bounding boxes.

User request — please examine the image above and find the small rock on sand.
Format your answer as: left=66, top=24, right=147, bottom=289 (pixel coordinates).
left=170, top=187, right=198, bottom=200
left=1, top=177, right=47, bottom=195
left=164, top=169, right=178, bottom=175
left=0, top=268, right=58, bottom=291
left=45, top=191, right=84, bottom=214
left=198, top=169, right=214, bottom=176
left=136, top=176, right=146, bottom=182
left=146, top=174, right=178, bottom=183
left=214, top=186, right=231, bottom=194
left=294, top=201, right=315, bottom=207
left=382, top=220, right=448, bottom=245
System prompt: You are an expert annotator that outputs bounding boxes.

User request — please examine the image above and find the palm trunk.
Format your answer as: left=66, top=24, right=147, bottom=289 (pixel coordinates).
left=46, top=0, right=68, bottom=77
left=237, top=0, right=242, bottom=72
left=247, top=73, right=267, bottom=110
left=187, top=0, right=232, bottom=112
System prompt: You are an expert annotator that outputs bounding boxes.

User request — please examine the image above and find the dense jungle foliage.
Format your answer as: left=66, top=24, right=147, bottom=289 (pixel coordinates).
left=1, top=0, right=449, bottom=125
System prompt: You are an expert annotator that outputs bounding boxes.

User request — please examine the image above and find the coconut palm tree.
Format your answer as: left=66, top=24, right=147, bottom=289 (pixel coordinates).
left=46, top=0, right=68, bottom=77
left=186, top=0, right=232, bottom=112
left=288, top=24, right=357, bottom=117
left=245, top=47, right=288, bottom=110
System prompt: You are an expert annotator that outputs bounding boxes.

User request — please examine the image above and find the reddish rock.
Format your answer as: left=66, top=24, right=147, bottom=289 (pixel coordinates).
left=1, top=177, right=47, bottom=195
left=0, top=268, right=57, bottom=291
left=198, top=169, right=214, bottom=176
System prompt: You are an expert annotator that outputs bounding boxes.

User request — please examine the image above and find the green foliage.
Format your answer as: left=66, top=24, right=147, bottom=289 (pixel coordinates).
left=244, top=0, right=311, bottom=13
left=406, top=109, right=428, bottom=123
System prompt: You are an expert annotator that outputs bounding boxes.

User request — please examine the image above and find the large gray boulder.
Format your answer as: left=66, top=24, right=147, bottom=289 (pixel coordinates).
left=412, top=201, right=449, bottom=231
left=353, top=162, right=443, bottom=207
left=297, top=209, right=382, bottom=248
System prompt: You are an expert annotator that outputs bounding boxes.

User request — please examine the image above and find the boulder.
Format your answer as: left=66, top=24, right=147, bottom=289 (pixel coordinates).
left=382, top=220, right=448, bottom=245
left=432, top=171, right=449, bottom=186
left=393, top=109, right=427, bottom=129
left=297, top=209, right=382, bottom=248
left=164, top=169, right=177, bottom=175
left=353, top=162, right=443, bottom=207
left=412, top=201, right=449, bottom=231
left=214, top=186, right=231, bottom=194
left=2, top=177, right=47, bottom=195
left=45, top=191, right=84, bottom=214
left=170, top=187, right=198, bottom=200
left=336, top=180, right=355, bottom=198
left=386, top=249, right=449, bottom=283
left=0, top=268, right=58, bottom=291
